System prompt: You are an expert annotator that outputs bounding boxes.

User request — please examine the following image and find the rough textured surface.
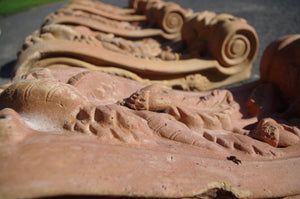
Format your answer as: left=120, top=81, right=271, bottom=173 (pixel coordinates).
left=1, top=0, right=300, bottom=87
left=0, top=34, right=299, bottom=198
left=12, top=0, right=258, bottom=91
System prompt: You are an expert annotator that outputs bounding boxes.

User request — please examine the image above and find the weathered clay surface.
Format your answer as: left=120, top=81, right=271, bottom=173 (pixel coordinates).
left=44, top=0, right=192, bottom=41
left=13, top=0, right=258, bottom=91
left=0, top=35, right=300, bottom=198
left=64, top=0, right=147, bottom=21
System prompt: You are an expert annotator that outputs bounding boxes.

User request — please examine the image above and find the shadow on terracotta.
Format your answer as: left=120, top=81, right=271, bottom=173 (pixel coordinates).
left=0, top=34, right=299, bottom=199
left=13, top=0, right=258, bottom=91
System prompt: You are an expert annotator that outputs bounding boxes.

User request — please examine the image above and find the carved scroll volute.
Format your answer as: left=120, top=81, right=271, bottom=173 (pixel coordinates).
left=181, top=11, right=217, bottom=55
left=134, top=0, right=161, bottom=15
left=159, top=3, right=189, bottom=34
left=144, top=1, right=164, bottom=27
left=146, top=1, right=192, bottom=40
left=208, top=14, right=258, bottom=75
left=128, top=0, right=138, bottom=9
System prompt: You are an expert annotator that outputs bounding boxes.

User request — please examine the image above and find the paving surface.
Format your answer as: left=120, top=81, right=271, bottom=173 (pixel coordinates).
left=0, top=0, right=299, bottom=87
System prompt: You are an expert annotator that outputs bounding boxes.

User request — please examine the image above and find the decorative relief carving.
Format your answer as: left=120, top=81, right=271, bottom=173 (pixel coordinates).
left=2, top=67, right=299, bottom=157
left=14, top=0, right=258, bottom=91
left=1, top=0, right=299, bottom=197
left=3, top=35, right=300, bottom=154
left=0, top=18, right=299, bottom=198
left=44, top=0, right=191, bottom=41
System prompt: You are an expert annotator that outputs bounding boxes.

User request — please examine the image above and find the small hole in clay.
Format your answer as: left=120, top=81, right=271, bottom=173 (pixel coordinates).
left=63, top=122, right=72, bottom=130
left=76, top=109, right=90, bottom=120
left=74, top=123, right=85, bottom=133
left=233, top=142, right=243, bottom=151
left=216, top=137, right=229, bottom=148
left=172, top=85, right=184, bottom=90
left=89, top=125, right=98, bottom=135
left=252, top=145, right=263, bottom=155
left=94, top=108, right=103, bottom=122
left=203, top=132, right=214, bottom=141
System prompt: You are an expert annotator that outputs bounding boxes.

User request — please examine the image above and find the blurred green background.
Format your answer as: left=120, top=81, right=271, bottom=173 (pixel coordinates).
left=0, top=0, right=66, bottom=16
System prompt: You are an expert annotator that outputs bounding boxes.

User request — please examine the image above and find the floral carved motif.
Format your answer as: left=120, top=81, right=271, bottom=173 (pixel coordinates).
left=14, top=0, right=258, bottom=91
left=1, top=34, right=300, bottom=199
left=1, top=0, right=299, bottom=197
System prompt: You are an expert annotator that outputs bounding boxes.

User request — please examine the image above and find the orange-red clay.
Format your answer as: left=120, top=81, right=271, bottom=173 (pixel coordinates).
left=0, top=34, right=299, bottom=198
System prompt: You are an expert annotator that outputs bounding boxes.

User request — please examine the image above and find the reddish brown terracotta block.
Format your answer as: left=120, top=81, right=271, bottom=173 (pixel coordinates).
left=13, top=0, right=258, bottom=91
left=0, top=35, right=299, bottom=198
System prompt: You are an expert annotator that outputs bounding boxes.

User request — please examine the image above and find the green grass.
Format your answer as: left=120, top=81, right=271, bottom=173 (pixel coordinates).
left=0, top=0, right=66, bottom=16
